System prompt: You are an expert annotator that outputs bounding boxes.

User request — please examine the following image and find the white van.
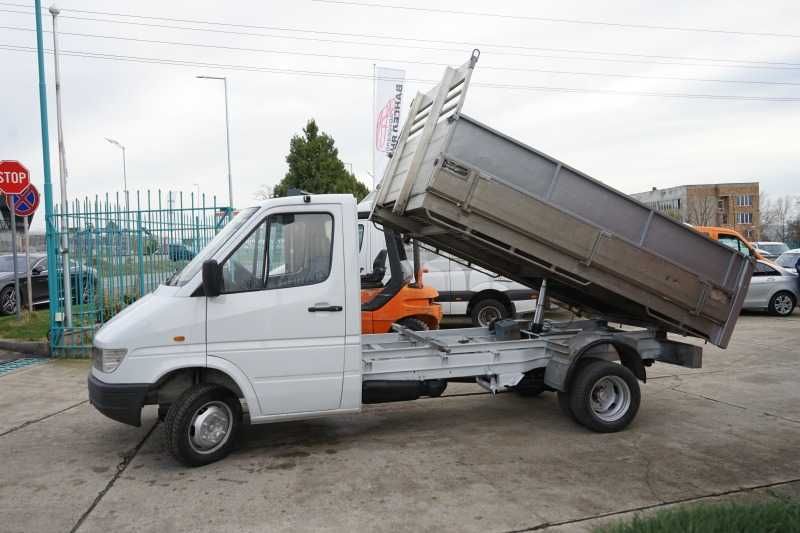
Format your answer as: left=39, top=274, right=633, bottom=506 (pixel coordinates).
left=357, top=194, right=537, bottom=326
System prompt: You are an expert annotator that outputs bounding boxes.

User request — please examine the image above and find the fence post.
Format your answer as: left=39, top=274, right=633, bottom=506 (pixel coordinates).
left=136, top=210, right=145, bottom=297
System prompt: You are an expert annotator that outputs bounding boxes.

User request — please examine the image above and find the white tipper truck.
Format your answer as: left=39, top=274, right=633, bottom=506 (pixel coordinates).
left=89, top=52, right=753, bottom=466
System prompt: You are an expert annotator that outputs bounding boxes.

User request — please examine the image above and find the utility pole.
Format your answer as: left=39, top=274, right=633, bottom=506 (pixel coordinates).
left=34, top=0, right=58, bottom=336
left=50, top=4, right=72, bottom=327
left=196, top=76, right=233, bottom=208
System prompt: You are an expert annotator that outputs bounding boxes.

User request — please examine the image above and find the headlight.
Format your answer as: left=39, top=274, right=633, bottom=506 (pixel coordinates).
left=92, top=346, right=128, bottom=373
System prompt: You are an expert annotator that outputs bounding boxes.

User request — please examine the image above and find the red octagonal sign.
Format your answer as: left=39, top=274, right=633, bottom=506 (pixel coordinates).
left=0, top=160, right=31, bottom=195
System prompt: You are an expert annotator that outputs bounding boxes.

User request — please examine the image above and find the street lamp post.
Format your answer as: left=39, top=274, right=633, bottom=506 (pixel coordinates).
left=105, top=137, right=127, bottom=192
left=196, top=75, right=233, bottom=209
left=51, top=4, right=72, bottom=327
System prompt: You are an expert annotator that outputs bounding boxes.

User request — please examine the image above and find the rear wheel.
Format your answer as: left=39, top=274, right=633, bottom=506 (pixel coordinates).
left=470, top=298, right=510, bottom=327
left=768, top=291, right=796, bottom=316
left=164, top=383, right=242, bottom=466
left=397, top=317, right=429, bottom=331
left=568, top=360, right=640, bottom=433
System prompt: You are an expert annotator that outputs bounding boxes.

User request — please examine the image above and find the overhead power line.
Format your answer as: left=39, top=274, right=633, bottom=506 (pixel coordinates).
left=0, top=4, right=797, bottom=69
left=3, top=25, right=800, bottom=86
left=2, top=44, right=799, bottom=102
left=312, top=0, right=800, bottom=39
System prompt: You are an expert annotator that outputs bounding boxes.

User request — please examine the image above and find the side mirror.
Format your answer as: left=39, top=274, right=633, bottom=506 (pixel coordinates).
left=202, top=259, right=223, bottom=297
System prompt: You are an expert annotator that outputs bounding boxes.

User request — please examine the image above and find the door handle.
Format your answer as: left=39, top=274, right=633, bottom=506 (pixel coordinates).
left=308, top=305, right=343, bottom=312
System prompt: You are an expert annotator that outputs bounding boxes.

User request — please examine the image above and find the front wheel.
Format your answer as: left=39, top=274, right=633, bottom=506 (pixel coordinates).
left=568, top=360, right=640, bottom=433
left=396, top=317, right=429, bottom=331
left=0, top=285, right=17, bottom=315
left=470, top=298, right=510, bottom=327
left=768, top=291, right=796, bottom=316
left=164, top=384, right=242, bottom=466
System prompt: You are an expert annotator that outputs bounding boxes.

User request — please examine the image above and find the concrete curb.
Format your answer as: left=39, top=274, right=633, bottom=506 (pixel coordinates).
left=0, top=339, right=50, bottom=357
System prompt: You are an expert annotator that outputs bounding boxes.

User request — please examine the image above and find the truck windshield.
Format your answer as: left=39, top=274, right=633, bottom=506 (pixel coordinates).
left=166, top=207, right=259, bottom=287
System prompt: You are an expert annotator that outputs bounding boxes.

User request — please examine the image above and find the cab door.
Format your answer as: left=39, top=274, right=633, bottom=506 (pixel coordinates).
left=206, top=205, right=346, bottom=416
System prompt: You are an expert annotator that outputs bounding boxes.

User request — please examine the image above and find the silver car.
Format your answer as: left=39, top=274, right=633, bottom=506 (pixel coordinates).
left=742, top=260, right=799, bottom=316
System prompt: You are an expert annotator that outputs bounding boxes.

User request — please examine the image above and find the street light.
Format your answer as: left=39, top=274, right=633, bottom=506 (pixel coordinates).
left=105, top=137, right=127, bottom=192
left=51, top=4, right=72, bottom=326
left=196, top=75, right=233, bottom=209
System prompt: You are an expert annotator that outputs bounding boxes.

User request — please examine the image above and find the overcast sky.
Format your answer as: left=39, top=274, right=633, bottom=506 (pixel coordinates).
left=2, top=0, right=799, bottom=230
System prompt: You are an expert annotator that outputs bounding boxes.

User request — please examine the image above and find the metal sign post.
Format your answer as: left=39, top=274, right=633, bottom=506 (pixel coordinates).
left=24, top=216, right=32, bottom=313
left=6, top=196, right=21, bottom=319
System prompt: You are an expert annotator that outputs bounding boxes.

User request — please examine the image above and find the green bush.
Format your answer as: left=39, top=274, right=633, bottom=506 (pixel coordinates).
left=596, top=500, right=800, bottom=533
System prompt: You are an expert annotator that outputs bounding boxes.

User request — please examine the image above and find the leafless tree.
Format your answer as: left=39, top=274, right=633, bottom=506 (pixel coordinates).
left=253, top=184, right=274, bottom=200
left=761, top=195, right=798, bottom=242
left=686, top=196, right=717, bottom=226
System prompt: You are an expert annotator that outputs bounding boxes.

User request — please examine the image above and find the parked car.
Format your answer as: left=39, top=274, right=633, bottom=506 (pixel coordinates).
left=776, top=249, right=800, bottom=274
left=0, top=253, right=97, bottom=315
left=752, top=241, right=789, bottom=260
left=692, top=226, right=764, bottom=259
left=168, top=243, right=196, bottom=262
left=742, top=260, right=798, bottom=316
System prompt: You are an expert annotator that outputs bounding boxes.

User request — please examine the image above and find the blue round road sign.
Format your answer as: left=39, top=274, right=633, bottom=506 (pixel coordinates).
left=11, top=184, right=40, bottom=217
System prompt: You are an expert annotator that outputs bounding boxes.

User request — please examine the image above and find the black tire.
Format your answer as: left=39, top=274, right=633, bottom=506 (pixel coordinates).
left=470, top=297, right=510, bottom=328
left=164, top=383, right=242, bottom=467
left=768, top=291, right=796, bottom=316
left=557, top=391, right=576, bottom=420
left=0, top=285, right=17, bottom=316
left=397, top=317, right=429, bottom=331
left=157, top=404, right=170, bottom=422
left=568, top=360, right=640, bottom=433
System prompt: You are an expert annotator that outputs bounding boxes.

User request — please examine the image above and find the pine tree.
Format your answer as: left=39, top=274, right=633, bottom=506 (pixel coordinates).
left=272, top=119, right=369, bottom=200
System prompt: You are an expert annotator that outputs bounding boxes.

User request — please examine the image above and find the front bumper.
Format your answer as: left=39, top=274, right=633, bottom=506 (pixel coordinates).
left=88, top=373, right=149, bottom=427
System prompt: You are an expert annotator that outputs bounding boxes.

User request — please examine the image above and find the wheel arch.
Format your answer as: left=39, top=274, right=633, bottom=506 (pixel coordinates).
left=466, top=289, right=514, bottom=316
left=546, top=338, right=646, bottom=392
left=151, top=361, right=257, bottom=417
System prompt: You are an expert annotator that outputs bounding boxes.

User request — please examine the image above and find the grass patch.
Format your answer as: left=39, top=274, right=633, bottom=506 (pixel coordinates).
left=0, top=310, right=49, bottom=341
left=596, top=500, right=800, bottom=533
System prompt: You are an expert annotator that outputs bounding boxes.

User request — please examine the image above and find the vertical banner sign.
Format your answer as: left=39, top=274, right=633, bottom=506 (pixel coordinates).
left=373, top=67, right=405, bottom=186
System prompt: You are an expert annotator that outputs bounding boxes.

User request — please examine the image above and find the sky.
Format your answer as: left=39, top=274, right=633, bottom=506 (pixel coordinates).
left=2, top=0, right=800, bottom=231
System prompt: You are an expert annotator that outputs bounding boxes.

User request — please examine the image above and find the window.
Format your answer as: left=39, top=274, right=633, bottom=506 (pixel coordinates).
left=265, top=213, right=333, bottom=289
left=220, top=212, right=334, bottom=293
left=221, top=219, right=268, bottom=293
left=777, top=253, right=800, bottom=269
left=718, top=235, right=751, bottom=256
left=735, top=195, right=753, bottom=207
left=358, top=224, right=365, bottom=251
left=735, top=212, right=753, bottom=224
left=753, top=262, right=779, bottom=277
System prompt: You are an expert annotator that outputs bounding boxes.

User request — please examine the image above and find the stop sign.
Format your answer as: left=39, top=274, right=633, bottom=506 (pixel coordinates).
left=0, top=161, right=31, bottom=195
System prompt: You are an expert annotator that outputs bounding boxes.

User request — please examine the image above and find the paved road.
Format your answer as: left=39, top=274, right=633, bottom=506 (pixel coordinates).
left=0, top=310, right=798, bottom=533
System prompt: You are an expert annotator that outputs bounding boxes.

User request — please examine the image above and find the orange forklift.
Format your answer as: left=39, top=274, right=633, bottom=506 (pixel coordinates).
left=360, top=221, right=442, bottom=333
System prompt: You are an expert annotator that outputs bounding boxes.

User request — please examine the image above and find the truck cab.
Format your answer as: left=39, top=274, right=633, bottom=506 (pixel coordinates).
left=90, top=195, right=364, bottom=444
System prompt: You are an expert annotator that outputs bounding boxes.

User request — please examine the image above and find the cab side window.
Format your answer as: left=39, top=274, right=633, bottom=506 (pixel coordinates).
left=221, top=219, right=268, bottom=293
left=718, top=235, right=750, bottom=256
left=266, top=213, right=333, bottom=289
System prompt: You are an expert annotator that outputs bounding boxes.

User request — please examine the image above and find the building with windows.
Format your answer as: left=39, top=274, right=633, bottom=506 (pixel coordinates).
left=630, top=182, right=760, bottom=239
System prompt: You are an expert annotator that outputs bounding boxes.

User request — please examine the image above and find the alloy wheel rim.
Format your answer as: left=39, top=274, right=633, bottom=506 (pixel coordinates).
left=2, top=290, right=16, bottom=313
left=774, top=295, right=793, bottom=315
left=589, top=375, right=631, bottom=422
left=188, top=401, right=233, bottom=455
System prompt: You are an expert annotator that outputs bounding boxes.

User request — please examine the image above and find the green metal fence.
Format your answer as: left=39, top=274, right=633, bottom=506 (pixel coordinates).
left=47, top=190, right=231, bottom=356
